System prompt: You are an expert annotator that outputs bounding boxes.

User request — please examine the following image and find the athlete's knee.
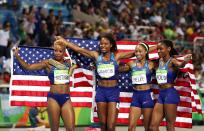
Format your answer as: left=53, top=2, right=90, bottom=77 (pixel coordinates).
left=166, top=121, right=175, bottom=128
left=128, top=123, right=136, bottom=131
left=149, top=123, right=158, bottom=131
left=65, top=126, right=74, bottom=131
left=100, top=122, right=107, bottom=130
left=50, top=126, right=59, bottom=131
left=107, top=123, right=116, bottom=131
left=144, top=125, right=150, bottom=131
left=128, top=126, right=135, bottom=131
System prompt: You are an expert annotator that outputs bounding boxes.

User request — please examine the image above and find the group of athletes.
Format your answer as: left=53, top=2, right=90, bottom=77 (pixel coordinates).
left=13, top=34, right=191, bottom=131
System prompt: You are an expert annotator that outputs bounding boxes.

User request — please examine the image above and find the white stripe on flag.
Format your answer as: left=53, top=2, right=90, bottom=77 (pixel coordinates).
left=71, top=97, right=93, bottom=102
left=10, top=85, right=50, bottom=91
left=70, top=87, right=93, bottom=92
left=12, top=75, right=48, bottom=81
left=74, top=68, right=93, bottom=76
left=10, top=96, right=47, bottom=102
left=11, top=86, right=93, bottom=92
left=10, top=96, right=93, bottom=102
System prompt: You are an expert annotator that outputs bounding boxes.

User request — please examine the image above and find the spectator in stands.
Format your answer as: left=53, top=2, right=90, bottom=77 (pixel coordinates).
left=0, top=21, right=11, bottom=57
left=29, top=107, right=49, bottom=128
left=37, top=21, right=52, bottom=47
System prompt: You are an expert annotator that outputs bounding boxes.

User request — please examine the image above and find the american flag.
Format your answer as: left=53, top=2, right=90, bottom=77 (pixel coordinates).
left=91, top=41, right=202, bottom=128
left=9, top=44, right=94, bottom=107
left=9, top=39, right=202, bottom=128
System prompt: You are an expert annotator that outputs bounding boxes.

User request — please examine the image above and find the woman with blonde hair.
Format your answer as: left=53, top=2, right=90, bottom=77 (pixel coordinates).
left=13, top=41, right=77, bottom=131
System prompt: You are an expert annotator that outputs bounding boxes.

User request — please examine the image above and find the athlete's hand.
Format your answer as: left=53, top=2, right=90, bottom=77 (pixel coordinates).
left=55, top=36, right=64, bottom=40
left=183, top=54, right=192, bottom=62
left=13, top=47, right=20, bottom=57
left=55, top=36, right=69, bottom=46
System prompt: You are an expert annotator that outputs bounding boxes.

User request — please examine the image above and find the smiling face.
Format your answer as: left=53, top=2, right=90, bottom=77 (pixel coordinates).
left=157, top=42, right=170, bottom=58
left=99, top=37, right=112, bottom=54
left=53, top=42, right=65, bottom=61
left=135, top=44, right=147, bottom=61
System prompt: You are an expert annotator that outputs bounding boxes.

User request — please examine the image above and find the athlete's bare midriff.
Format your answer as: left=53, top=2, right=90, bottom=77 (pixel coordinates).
left=159, top=83, right=174, bottom=89
left=50, top=84, right=70, bottom=94
left=133, top=84, right=151, bottom=91
left=98, top=80, right=118, bottom=87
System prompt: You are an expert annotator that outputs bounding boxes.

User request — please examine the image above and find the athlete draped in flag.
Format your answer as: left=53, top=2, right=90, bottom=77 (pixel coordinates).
left=119, top=42, right=155, bottom=131
left=56, top=34, right=136, bottom=131
left=150, top=40, right=192, bottom=131
left=13, top=41, right=77, bottom=131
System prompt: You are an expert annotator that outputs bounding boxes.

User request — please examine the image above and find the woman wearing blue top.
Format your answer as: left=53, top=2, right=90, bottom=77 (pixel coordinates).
left=119, top=42, right=155, bottom=131
left=55, top=34, right=136, bottom=131
left=13, top=41, right=77, bottom=131
left=150, top=40, right=192, bottom=131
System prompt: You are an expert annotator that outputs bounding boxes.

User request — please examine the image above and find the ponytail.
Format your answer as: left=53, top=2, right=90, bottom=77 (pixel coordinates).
left=159, top=40, right=178, bottom=57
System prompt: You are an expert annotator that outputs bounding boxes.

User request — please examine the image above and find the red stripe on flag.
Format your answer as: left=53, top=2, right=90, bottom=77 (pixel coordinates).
left=11, top=90, right=93, bottom=97
left=74, top=72, right=93, bottom=80
left=12, top=80, right=50, bottom=86
left=74, top=81, right=93, bottom=87
left=70, top=92, right=92, bottom=97
left=10, top=101, right=47, bottom=107
left=178, top=91, right=191, bottom=96
left=119, top=97, right=132, bottom=103
left=178, top=102, right=192, bottom=108
left=116, top=41, right=157, bottom=45
left=119, top=108, right=129, bottom=113
left=11, top=91, right=48, bottom=97
left=177, top=112, right=192, bottom=118
left=72, top=102, right=92, bottom=107
left=175, top=81, right=191, bottom=87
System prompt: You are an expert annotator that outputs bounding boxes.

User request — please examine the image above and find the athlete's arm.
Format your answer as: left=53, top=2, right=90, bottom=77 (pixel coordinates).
left=116, top=51, right=135, bottom=61
left=171, top=54, right=192, bottom=68
left=13, top=48, right=48, bottom=70
left=55, top=36, right=98, bottom=60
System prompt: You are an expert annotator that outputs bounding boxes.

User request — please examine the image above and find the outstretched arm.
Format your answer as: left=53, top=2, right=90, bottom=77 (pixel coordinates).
left=171, top=54, right=192, bottom=68
left=13, top=48, right=48, bottom=70
left=149, top=45, right=157, bottom=52
left=116, top=51, right=135, bottom=60
left=116, top=44, right=157, bottom=60
left=55, top=36, right=98, bottom=60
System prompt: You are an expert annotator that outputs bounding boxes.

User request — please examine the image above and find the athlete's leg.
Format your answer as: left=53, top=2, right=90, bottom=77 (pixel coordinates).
left=61, top=99, right=75, bottom=131
left=107, top=102, right=119, bottom=131
left=149, top=103, right=164, bottom=131
left=128, top=107, right=142, bottom=131
left=47, top=97, right=61, bottom=131
left=164, top=104, right=177, bottom=131
left=142, top=108, right=153, bottom=131
left=97, top=102, right=108, bottom=131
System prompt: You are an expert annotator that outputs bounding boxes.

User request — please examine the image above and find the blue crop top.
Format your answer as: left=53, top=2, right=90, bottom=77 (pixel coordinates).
left=156, top=57, right=177, bottom=84
left=48, top=62, right=70, bottom=85
left=96, top=53, right=119, bottom=80
left=131, top=60, right=152, bottom=85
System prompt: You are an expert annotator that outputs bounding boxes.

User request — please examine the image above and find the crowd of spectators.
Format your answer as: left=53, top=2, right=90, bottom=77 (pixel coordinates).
left=0, top=0, right=204, bottom=87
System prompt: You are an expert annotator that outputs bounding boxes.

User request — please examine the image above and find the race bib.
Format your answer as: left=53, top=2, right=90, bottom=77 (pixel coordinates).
left=54, top=70, right=69, bottom=84
left=156, top=69, right=167, bottom=84
left=132, top=70, right=147, bottom=84
left=97, top=64, right=115, bottom=78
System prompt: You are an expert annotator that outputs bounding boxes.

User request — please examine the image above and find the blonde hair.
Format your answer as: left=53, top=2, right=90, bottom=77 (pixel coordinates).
left=54, top=40, right=66, bottom=51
